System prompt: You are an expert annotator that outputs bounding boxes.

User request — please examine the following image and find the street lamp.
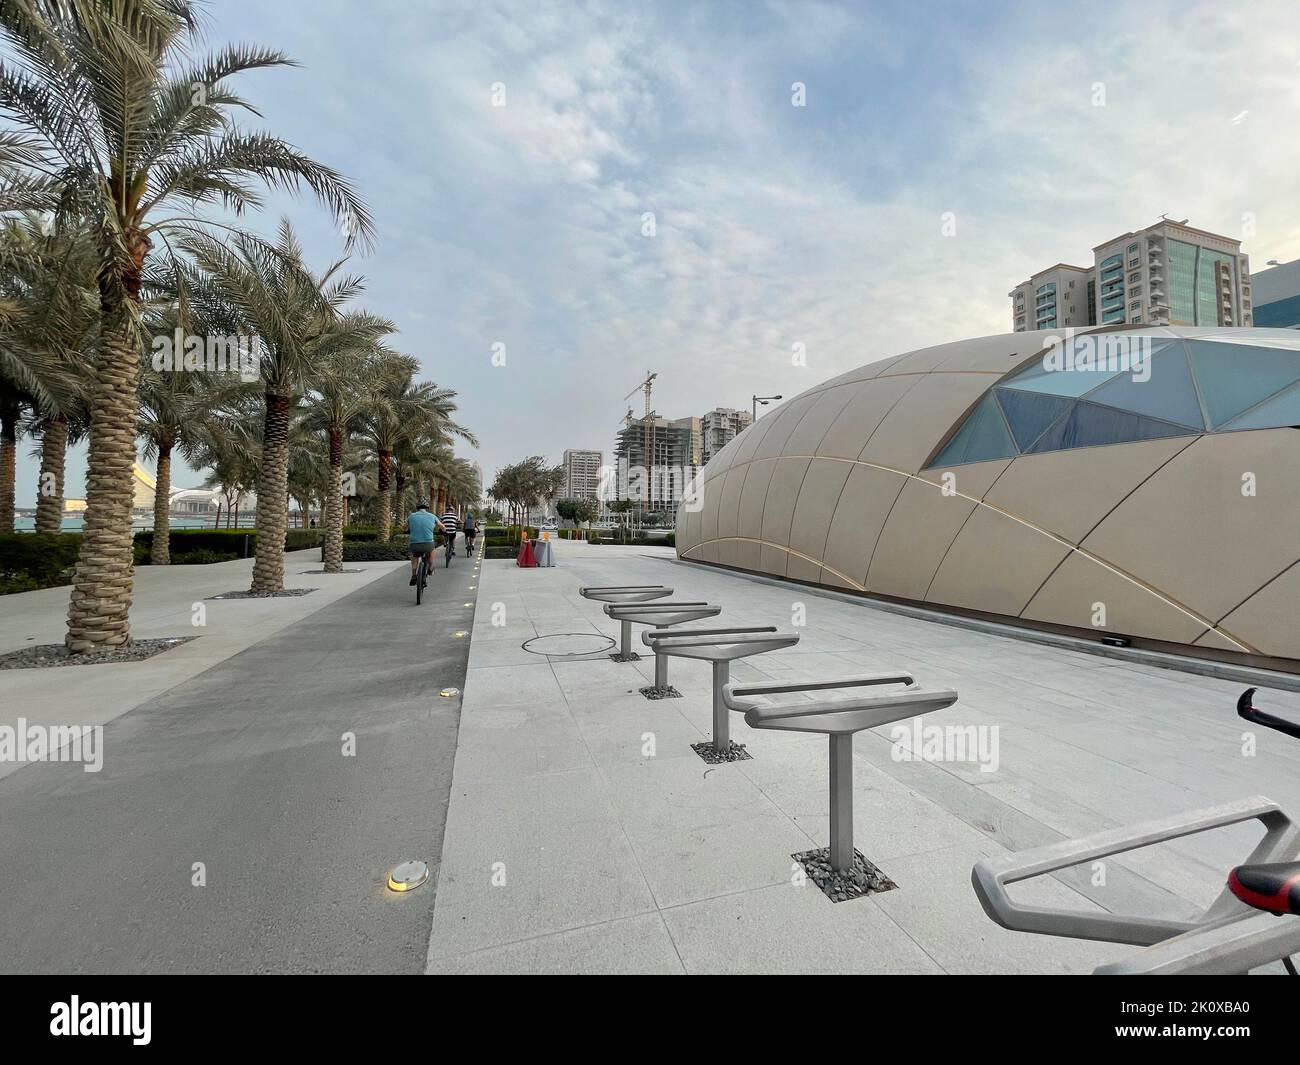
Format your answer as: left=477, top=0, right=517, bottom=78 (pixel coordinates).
left=752, top=394, right=783, bottom=421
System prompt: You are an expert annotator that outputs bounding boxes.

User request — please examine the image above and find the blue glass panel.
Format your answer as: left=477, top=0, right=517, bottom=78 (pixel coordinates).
left=931, top=392, right=1016, bottom=467
left=994, top=387, right=1073, bottom=450
left=1084, top=347, right=1205, bottom=429
left=1186, top=341, right=1300, bottom=427
left=1026, top=402, right=1196, bottom=454
left=1219, top=382, right=1300, bottom=431
left=1003, top=357, right=1126, bottom=398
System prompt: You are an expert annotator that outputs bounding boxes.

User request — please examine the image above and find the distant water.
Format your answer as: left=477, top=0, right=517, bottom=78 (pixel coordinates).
left=13, top=515, right=233, bottom=532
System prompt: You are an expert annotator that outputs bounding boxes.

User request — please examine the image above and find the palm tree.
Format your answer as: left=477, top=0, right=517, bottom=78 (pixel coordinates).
left=0, top=1, right=374, bottom=649
left=179, top=221, right=386, bottom=592
left=299, top=334, right=396, bottom=572
left=0, top=213, right=97, bottom=533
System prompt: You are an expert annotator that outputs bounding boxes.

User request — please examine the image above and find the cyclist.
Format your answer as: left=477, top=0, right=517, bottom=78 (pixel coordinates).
left=405, top=502, right=445, bottom=586
left=462, top=511, right=477, bottom=555
left=440, top=504, right=460, bottom=558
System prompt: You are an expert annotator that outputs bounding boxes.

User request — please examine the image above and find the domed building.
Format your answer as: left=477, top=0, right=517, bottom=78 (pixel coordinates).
left=677, top=327, right=1300, bottom=668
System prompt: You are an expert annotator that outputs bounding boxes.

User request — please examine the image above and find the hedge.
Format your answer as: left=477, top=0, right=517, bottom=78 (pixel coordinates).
left=342, top=539, right=410, bottom=561
left=588, top=533, right=675, bottom=547
left=132, top=527, right=321, bottom=564
left=484, top=545, right=519, bottom=560
left=0, top=533, right=81, bottom=593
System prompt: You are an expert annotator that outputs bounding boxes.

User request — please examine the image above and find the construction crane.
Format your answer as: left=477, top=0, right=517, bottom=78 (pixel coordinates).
left=622, top=372, right=658, bottom=513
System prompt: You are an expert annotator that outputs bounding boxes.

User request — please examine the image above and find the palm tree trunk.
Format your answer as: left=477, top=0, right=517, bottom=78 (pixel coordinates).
left=35, top=415, right=68, bottom=534
left=65, top=308, right=142, bottom=651
left=0, top=400, right=18, bottom=533
left=377, top=449, right=392, bottom=542
left=324, top=424, right=344, bottom=573
left=150, top=442, right=172, bottom=565
left=250, top=392, right=291, bottom=593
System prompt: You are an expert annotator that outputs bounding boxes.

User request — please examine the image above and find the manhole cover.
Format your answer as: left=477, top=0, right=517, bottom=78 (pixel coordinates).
left=521, top=633, right=617, bottom=657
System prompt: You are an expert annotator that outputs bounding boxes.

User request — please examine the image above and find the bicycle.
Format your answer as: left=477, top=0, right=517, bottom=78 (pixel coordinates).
left=441, top=530, right=454, bottom=567
left=414, top=550, right=430, bottom=605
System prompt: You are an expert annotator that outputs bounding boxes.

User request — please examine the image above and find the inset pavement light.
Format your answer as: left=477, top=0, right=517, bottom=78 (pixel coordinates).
left=0, top=636, right=195, bottom=669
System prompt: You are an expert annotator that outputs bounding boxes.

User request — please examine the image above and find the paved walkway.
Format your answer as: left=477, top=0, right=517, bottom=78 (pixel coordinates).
left=0, top=546, right=478, bottom=972
left=0, top=550, right=399, bottom=782
left=425, top=539, right=1300, bottom=974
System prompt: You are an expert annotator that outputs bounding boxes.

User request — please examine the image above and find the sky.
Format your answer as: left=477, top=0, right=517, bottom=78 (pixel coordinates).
left=15, top=0, right=1300, bottom=503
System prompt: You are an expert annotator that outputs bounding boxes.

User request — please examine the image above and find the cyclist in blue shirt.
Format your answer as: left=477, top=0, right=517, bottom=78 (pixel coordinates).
left=405, top=503, right=446, bottom=586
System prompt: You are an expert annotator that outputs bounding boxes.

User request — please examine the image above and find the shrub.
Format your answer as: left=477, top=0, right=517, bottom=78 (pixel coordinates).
left=484, top=545, right=518, bottom=560
left=342, top=540, right=410, bottom=561
left=342, top=526, right=379, bottom=542
left=0, top=533, right=81, bottom=593
left=170, top=548, right=240, bottom=565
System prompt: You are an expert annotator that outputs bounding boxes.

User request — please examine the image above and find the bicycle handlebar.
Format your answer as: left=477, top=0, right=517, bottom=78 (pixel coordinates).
left=1237, top=688, right=1300, bottom=742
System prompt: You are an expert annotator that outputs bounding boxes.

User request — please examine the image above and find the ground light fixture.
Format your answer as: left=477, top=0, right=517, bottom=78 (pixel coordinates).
left=439, top=688, right=460, bottom=698
left=453, top=631, right=468, bottom=638
left=386, top=861, right=429, bottom=893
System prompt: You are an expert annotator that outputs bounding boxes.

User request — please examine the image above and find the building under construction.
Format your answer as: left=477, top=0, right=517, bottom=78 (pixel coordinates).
left=613, top=415, right=700, bottom=515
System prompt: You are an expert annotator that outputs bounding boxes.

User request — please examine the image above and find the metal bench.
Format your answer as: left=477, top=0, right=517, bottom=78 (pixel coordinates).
left=971, top=795, right=1300, bottom=974
left=578, top=586, right=674, bottom=661
left=725, top=675, right=958, bottom=892
left=601, top=603, right=722, bottom=691
left=643, top=627, right=799, bottom=762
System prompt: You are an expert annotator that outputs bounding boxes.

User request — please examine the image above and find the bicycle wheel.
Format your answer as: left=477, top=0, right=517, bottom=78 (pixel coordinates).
left=445, top=537, right=452, bottom=567
left=416, top=555, right=427, bottom=605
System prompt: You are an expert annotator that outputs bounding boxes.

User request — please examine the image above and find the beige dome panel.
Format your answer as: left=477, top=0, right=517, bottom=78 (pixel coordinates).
left=981, top=438, right=1194, bottom=545
left=735, top=458, right=776, bottom=540
left=867, top=460, right=1010, bottom=599
left=715, top=465, right=748, bottom=540
left=1079, top=430, right=1300, bottom=624
left=748, top=394, right=822, bottom=462
left=1021, top=552, right=1215, bottom=646
left=786, top=553, right=822, bottom=583
left=821, top=464, right=908, bottom=588
left=788, top=458, right=854, bottom=563
left=782, top=383, right=863, bottom=457
left=816, top=376, right=917, bottom=459
left=925, top=504, right=1072, bottom=616
left=1213, top=562, right=1300, bottom=660
left=760, top=457, right=814, bottom=574
left=860, top=372, right=1005, bottom=473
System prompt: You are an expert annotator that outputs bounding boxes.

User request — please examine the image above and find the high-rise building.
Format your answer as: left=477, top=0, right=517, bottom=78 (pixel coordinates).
left=700, top=408, right=753, bottom=464
left=1009, top=264, right=1093, bottom=332
left=562, top=448, right=602, bottom=499
left=1012, top=219, right=1253, bottom=332
left=613, top=415, right=699, bottom=512
left=1250, top=258, right=1300, bottom=328
left=672, top=416, right=703, bottom=466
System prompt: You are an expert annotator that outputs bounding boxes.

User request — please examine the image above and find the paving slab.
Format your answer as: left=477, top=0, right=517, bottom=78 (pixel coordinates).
left=426, top=538, right=1300, bottom=974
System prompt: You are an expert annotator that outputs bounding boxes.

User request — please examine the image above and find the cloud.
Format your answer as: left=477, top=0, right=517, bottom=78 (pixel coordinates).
left=15, top=0, right=1300, bottom=509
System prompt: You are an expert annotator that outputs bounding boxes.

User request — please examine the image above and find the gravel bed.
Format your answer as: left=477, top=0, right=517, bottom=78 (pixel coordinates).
left=793, top=847, right=897, bottom=902
left=691, top=740, right=752, bottom=764
left=0, top=637, right=195, bottom=670
left=639, top=684, right=682, bottom=700
left=207, top=588, right=315, bottom=600
left=296, top=569, right=363, bottom=574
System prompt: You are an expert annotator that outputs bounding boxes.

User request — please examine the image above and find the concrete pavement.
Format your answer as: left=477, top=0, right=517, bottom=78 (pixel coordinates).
left=0, top=544, right=479, bottom=972
left=425, top=538, right=1300, bottom=974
